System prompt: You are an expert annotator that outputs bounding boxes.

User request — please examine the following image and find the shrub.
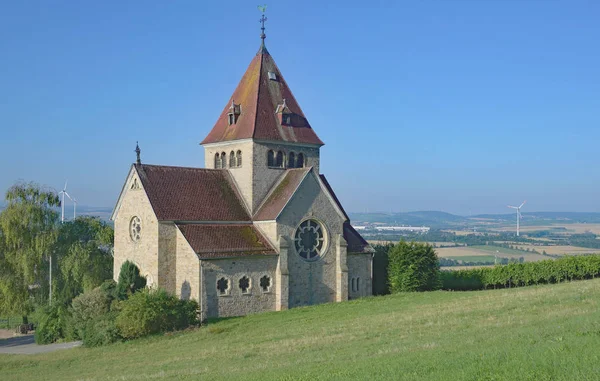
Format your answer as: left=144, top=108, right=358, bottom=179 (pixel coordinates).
left=116, top=288, right=198, bottom=340
left=70, top=287, right=112, bottom=339
left=117, top=261, right=146, bottom=300
left=34, top=304, right=70, bottom=344
left=388, top=241, right=440, bottom=292
left=440, top=254, right=600, bottom=291
left=373, top=243, right=393, bottom=295
left=99, top=279, right=118, bottom=300
left=439, top=269, right=485, bottom=291
left=82, top=311, right=120, bottom=347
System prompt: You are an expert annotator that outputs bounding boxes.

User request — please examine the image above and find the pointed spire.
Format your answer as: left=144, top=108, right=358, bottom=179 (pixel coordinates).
left=258, top=5, right=268, bottom=53
left=135, top=141, right=141, bottom=165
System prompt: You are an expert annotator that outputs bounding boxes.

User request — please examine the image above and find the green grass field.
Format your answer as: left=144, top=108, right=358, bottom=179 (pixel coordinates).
left=2, top=280, right=600, bottom=380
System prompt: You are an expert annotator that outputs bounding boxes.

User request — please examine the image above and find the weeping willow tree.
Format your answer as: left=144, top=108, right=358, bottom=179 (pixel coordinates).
left=53, top=216, right=114, bottom=303
left=0, top=182, right=60, bottom=323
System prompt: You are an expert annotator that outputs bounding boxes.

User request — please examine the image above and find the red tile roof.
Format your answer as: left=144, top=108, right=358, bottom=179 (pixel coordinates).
left=177, top=223, right=276, bottom=258
left=136, top=164, right=250, bottom=221
left=319, top=174, right=371, bottom=253
left=253, top=168, right=310, bottom=221
left=344, top=222, right=372, bottom=254
left=201, top=45, right=324, bottom=146
left=319, top=175, right=350, bottom=221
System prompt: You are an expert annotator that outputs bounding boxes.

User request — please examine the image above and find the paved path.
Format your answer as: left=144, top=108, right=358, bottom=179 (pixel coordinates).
left=0, top=335, right=82, bottom=355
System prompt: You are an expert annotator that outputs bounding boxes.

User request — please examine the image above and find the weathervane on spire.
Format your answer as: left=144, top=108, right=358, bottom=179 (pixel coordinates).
left=258, top=5, right=267, bottom=42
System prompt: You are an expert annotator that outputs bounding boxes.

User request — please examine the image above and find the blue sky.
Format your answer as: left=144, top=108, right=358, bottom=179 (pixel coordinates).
left=0, top=0, right=598, bottom=215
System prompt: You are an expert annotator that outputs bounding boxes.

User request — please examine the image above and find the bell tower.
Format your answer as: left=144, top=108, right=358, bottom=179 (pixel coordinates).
left=201, top=11, right=324, bottom=214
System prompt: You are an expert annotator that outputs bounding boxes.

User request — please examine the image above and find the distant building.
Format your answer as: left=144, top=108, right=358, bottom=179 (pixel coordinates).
left=111, top=20, right=373, bottom=319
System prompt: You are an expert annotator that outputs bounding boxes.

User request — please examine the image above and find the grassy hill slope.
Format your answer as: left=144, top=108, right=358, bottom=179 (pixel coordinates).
left=2, top=280, right=600, bottom=380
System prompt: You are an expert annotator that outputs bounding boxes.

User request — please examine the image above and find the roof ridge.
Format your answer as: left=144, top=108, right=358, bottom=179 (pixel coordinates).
left=253, top=168, right=292, bottom=216
left=251, top=51, right=265, bottom=140
left=137, top=163, right=223, bottom=172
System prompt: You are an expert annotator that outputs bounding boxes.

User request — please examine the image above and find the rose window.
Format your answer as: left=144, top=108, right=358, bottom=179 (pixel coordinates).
left=294, top=220, right=325, bottom=260
left=130, top=216, right=141, bottom=241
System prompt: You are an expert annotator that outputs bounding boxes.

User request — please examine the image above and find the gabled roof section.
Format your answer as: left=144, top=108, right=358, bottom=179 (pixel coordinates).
left=344, top=222, right=373, bottom=254
left=319, top=175, right=350, bottom=221
left=253, top=168, right=311, bottom=221
left=177, top=223, right=276, bottom=259
left=201, top=45, right=324, bottom=146
left=135, top=164, right=250, bottom=221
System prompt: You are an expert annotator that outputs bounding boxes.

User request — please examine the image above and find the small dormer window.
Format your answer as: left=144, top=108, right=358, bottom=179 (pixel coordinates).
left=228, top=100, right=241, bottom=125
left=282, top=113, right=292, bottom=126
left=268, top=71, right=277, bottom=81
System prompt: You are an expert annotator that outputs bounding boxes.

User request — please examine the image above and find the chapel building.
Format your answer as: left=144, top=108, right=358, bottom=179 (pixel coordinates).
left=111, top=25, right=373, bottom=319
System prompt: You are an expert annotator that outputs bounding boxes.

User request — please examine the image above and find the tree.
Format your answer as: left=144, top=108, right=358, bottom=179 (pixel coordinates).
left=0, top=182, right=60, bottom=322
left=117, top=261, right=146, bottom=300
left=53, top=216, right=114, bottom=303
left=388, top=241, right=440, bottom=292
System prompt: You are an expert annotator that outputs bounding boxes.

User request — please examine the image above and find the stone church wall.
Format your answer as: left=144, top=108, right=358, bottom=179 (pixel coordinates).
left=174, top=227, right=200, bottom=302
left=253, top=142, right=321, bottom=213
left=158, top=222, right=177, bottom=295
left=113, top=170, right=160, bottom=287
left=277, top=172, right=344, bottom=308
left=201, top=256, right=278, bottom=318
left=347, top=254, right=373, bottom=300
left=203, top=140, right=254, bottom=211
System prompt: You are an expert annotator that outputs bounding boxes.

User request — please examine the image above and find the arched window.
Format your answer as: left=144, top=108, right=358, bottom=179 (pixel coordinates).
left=236, top=150, right=242, bottom=167
left=221, top=152, right=227, bottom=168
left=288, top=152, right=296, bottom=168
left=297, top=153, right=305, bottom=168
left=351, top=278, right=356, bottom=292
left=230, top=151, right=236, bottom=167
left=356, top=278, right=360, bottom=292
left=214, top=153, right=221, bottom=169
left=276, top=151, right=284, bottom=168
left=267, top=150, right=275, bottom=167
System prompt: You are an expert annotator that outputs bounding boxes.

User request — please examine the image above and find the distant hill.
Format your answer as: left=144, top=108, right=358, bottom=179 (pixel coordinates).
left=350, top=211, right=600, bottom=229
left=474, top=212, right=600, bottom=224
left=349, top=211, right=469, bottom=228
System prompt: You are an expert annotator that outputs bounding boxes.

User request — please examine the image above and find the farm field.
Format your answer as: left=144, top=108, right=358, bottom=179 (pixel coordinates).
left=512, top=244, right=600, bottom=256
left=436, top=246, right=548, bottom=262
left=444, top=255, right=496, bottom=263
left=2, top=280, right=600, bottom=380
left=492, top=223, right=600, bottom=235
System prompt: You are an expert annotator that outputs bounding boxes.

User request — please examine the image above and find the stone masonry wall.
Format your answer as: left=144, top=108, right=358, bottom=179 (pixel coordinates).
left=158, top=222, right=176, bottom=295
left=203, top=140, right=254, bottom=212
left=174, top=227, right=200, bottom=302
left=201, top=256, right=278, bottom=318
left=113, top=169, right=159, bottom=287
left=276, top=171, right=345, bottom=308
left=253, top=142, right=320, bottom=213
left=348, top=253, right=373, bottom=300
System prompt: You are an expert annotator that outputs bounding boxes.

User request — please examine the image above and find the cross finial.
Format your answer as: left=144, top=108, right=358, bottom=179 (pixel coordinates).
left=258, top=5, right=267, bottom=43
left=135, top=141, right=141, bottom=165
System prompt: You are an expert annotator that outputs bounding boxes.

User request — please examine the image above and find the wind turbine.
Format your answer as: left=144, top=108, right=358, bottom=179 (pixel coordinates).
left=507, top=201, right=526, bottom=236
left=58, top=181, right=75, bottom=223
left=72, top=197, right=77, bottom=220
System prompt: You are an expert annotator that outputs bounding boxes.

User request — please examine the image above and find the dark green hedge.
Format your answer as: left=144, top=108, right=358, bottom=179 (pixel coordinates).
left=441, top=254, right=600, bottom=291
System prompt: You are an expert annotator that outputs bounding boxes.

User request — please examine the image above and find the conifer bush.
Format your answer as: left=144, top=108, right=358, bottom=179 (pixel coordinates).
left=116, top=261, right=146, bottom=300
left=388, top=241, right=440, bottom=292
